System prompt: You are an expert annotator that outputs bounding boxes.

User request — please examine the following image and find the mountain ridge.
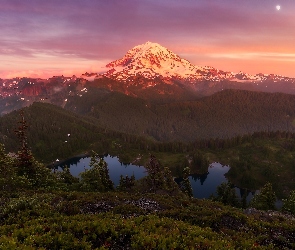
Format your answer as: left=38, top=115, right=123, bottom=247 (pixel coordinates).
left=1, top=41, right=295, bottom=115
left=63, top=89, right=295, bottom=141
left=102, top=41, right=294, bottom=83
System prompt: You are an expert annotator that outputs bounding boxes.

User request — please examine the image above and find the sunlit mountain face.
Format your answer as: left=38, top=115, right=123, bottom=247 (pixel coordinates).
left=103, top=41, right=293, bottom=83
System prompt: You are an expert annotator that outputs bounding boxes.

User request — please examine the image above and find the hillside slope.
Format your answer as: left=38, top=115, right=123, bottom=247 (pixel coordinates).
left=0, top=102, right=154, bottom=163
left=65, top=89, right=295, bottom=141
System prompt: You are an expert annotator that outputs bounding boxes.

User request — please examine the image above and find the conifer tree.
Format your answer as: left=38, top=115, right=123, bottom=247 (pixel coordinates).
left=0, top=144, right=15, bottom=191
left=0, top=144, right=12, bottom=171
left=179, top=167, right=193, bottom=198
left=80, top=151, right=114, bottom=191
left=117, top=174, right=135, bottom=191
left=58, top=167, right=79, bottom=185
left=282, top=190, right=295, bottom=215
left=250, top=182, right=276, bottom=210
left=14, top=109, right=35, bottom=177
left=162, top=166, right=177, bottom=191
left=145, top=154, right=165, bottom=192
left=145, top=154, right=178, bottom=193
left=214, top=182, right=240, bottom=207
left=96, top=156, right=114, bottom=191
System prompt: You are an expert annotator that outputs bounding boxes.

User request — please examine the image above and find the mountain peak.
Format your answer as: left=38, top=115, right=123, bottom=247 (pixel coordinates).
left=133, top=41, right=169, bottom=53
left=105, top=41, right=204, bottom=80
left=103, top=42, right=292, bottom=84
left=106, top=41, right=180, bottom=68
left=139, top=41, right=161, bottom=47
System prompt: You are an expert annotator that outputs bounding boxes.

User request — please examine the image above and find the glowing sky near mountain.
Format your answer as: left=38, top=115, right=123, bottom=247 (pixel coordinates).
left=1, top=0, right=295, bottom=78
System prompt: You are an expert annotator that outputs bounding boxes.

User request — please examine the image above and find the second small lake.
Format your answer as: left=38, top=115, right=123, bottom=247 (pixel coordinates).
left=190, top=162, right=230, bottom=199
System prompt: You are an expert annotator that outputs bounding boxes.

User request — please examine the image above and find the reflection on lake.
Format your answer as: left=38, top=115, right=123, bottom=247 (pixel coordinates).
left=189, top=162, right=258, bottom=202
left=56, top=155, right=147, bottom=186
left=56, top=156, right=281, bottom=206
left=58, top=158, right=237, bottom=199
left=189, top=162, right=282, bottom=208
left=190, top=162, right=229, bottom=199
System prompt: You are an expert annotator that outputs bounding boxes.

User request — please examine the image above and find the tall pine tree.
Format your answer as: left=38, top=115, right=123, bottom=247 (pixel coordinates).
left=145, top=154, right=178, bottom=194
left=14, top=109, right=35, bottom=178
left=80, top=151, right=114, bottom=191
left=250, top=182, right=276, bottom=210
left=179, top=167, right=193, bottom=198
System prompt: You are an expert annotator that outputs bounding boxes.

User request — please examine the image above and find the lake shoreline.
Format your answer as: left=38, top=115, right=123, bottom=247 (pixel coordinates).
left=46, top=152, right=91, bottom=168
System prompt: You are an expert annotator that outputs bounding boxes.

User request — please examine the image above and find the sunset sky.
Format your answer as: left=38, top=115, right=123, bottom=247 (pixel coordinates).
left=1, top=0, right=295, bottom=79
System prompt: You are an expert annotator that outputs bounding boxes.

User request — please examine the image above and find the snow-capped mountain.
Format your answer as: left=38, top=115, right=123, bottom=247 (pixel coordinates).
left=105, top=41, right=210, bottom=80
left=102, top=41, right=292, bottom=83
left=104, top=41, right=225, bottom=81
left=1, top=41, right=295, bottom=115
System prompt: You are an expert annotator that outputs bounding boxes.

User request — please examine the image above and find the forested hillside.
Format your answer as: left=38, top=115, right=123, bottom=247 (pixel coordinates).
left=2, top=102, right=295, bottom=199
left=2, top=87, right=295, bottom=142
left=0, top=103, right=157, bottom=163
left=65, top=89, right=295, bottom=141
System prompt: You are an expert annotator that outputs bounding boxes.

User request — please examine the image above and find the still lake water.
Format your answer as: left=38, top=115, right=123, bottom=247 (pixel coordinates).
left=56, top=156, right=282, bottom=207
left=57, top=156, right=243, bottom=198
left=56, top=155, right=147, bottom=186
left=190, top=162, right=230, bottom=199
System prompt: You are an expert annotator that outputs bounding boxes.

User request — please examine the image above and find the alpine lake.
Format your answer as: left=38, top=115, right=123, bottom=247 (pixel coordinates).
left=55, top=155, right=262, bottom=203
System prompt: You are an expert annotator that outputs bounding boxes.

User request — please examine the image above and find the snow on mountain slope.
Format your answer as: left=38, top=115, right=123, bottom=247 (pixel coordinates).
left=101, top=41, right=295, bottom=85
left=104, top=42, right=204, bottom=80
left=102, top=41, right=258, bottom=82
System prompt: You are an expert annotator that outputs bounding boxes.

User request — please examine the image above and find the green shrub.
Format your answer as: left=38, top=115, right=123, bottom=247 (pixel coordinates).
left=250, top=182, right=276, bottom=210
left=213, top=182, right=240, bottom=207
left=282, top=190, right=295, bottom=215
left=79, top=152, right=114, bottom=192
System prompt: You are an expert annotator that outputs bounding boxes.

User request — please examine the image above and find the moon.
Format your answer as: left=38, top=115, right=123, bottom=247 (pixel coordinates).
left=276, top=5, right=281, bottom=10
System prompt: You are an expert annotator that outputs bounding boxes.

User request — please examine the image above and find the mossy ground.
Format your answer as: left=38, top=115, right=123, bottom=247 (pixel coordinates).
left=1, top=190, right=295, bottom=249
